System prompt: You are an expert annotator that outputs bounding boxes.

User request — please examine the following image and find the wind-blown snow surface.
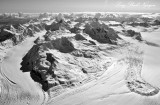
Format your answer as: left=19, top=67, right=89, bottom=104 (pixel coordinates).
left=0, top=12, right=160, bottom=105
left=141, top=29, right=160, bottom=88
left=0, top=32, right=46, bottom=105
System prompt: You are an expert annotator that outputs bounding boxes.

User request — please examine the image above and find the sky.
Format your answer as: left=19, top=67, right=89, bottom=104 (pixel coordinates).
left=0, top=0, right=160, bottom=13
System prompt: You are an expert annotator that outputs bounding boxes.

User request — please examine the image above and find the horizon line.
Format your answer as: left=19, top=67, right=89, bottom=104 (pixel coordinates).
left=0, top=11, right=160, bottom=14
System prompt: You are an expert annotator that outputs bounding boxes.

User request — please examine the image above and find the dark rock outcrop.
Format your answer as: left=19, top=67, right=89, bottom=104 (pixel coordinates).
left=75, top=34, right=86, bottom=41
left=152, top=20, right=160, bottom=25
left=126, top=30, right=143, bottom=41
left=69, top=27, right=81, bottom=33
left=128, top=22, right=149, bottom=27
left=84, top=20, right=120, bottom=44
left=0, top=29, right=15, bottom=42
left=51, top=37, right=75, bottom=53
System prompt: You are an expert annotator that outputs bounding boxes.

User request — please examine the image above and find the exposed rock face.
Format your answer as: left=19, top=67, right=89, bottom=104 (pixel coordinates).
left=69, top=27, right=81, bottom=33
left=52, top=37, right=75, bottom=53
left=21, top=30, right=112, bottom=91
left=124, top=30, right=143, bottom=41
left=75, top=34, right=87, bottom=41
left=84, top=20, right=120, bottom=44
left=27, top=24, right=40, bottom=33
left=45, top=22, right=60, bottom=31
left=128, top=22, right=149, bottom=27
left=152, top=20, right=160, bottom=25
left=0, top=29, right=14, bottom=42
left=0, top=25, right=27, bottom=46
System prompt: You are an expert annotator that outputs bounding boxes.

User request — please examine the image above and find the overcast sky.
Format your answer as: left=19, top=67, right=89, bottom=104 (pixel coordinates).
left=0, top=0, right=160, bottom=13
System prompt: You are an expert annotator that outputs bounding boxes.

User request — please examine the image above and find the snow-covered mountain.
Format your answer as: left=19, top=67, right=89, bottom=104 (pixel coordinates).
left=0, top=12, right=160, bottom=105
